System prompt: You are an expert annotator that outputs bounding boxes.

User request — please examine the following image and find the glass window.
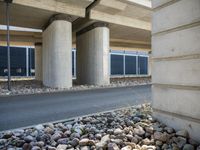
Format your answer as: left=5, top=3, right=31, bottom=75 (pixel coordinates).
left=138, top=56, right=148, bottom=75
left=111, top=54, right=124, bottom=75
left=125, top=55, right=137, bottom=75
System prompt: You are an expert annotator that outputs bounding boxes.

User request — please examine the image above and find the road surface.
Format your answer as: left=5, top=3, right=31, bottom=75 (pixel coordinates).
left=0, top=85, right=151, bottom=131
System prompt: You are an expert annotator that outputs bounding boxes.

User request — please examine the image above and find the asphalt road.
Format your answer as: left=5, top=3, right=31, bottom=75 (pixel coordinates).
left=0, top=85, right=151, bottom=131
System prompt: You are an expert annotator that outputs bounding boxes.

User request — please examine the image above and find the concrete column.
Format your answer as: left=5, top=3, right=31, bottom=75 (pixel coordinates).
left=35, top=42, right=42, bottom=81
left=42, top=15, right=72, bottom=88
left=76, top=22, right=110, bottom=85
left=152, top=0, right=200, bottom=141
left=148, top=52, right=152, bottom=76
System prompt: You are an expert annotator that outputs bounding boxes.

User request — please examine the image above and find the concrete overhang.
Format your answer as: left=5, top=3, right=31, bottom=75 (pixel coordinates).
left=0, top=0, right=152, bottom=50
left=0, top=0, right=94, bottom=29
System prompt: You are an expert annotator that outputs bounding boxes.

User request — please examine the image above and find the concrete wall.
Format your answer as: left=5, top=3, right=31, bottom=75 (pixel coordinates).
left=42, top=20, right=72, bottom=88
left=152, top=0, right=200, bottom=141
left=35, top=43, right=42, bottom=81
left=76, top=27, right=110, bottom=85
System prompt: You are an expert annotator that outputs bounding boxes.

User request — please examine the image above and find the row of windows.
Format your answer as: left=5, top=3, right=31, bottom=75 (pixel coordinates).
left=110, top=54, right=148, bottom=75
left=0, top=46, right=149, bottom=77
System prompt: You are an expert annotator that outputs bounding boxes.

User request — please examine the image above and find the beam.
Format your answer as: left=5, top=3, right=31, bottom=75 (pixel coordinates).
left=13, top=0, right=87, bottom=17
left=89, top=10, right=151, bottom=30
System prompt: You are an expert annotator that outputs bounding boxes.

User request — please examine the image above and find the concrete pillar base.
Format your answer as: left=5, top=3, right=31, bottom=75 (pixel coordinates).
left=42, top=15, right=72, bottom=88
left=76, top=22, right=110, bottom=86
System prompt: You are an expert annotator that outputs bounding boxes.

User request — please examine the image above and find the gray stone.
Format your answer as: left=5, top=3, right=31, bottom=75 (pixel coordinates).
left=174, top=137, right=187, bottom=148
left=24, top=135, right=35, bottom=143
left=34, top=125, right=44, bottom=131
left=183, top=144, right=194, bottom=150
left=153, top=132, right=168, bottom=142
left=80, top=146, right=90, bottom=150
left=121, top=145, right=132, bottom=150
left=108, top=143, right=120, bottom=150
left=3, top=131, right=12, bottom=139
left=95, top=133, right=102, bottom=140
left=57, top=138, right=68, bottom=144
left=0, top=139, right=7, bottom=145
left=56, top=144, right=68, bottom=150
left=113, top=128, right=123, bottom=135
left=31, top=146, right=41, bottom=150
left=176, top=130, right=189, bottom=138
left=142, top=138, right=151, bottom=145
left=51, top=132, right=61, bottom=141
left=79, top=138, right=95, bottom=146
left=70, top=138, right=79, bottom=147
left=133, top=126, right=145, bottom=136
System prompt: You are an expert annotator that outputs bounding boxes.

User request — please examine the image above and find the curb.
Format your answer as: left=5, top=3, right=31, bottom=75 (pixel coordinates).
left=0, top=104, right=148, bottom=133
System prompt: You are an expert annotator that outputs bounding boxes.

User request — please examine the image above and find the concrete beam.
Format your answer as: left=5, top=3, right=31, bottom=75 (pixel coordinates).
left=89, top=10, right=151, bottom=30
left=13, top=0, right=88, bottom=17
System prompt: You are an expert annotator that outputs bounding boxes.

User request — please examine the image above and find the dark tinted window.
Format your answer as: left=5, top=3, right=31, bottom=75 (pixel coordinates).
left=29, top=48, right=35, bottom=76
left=125, top=55, right=136, bottom=74
left=138, top=56, right=148, bottom=75
left=111, top=54, right=124, bottom=75
left=72, top=51, right=75, bottom=76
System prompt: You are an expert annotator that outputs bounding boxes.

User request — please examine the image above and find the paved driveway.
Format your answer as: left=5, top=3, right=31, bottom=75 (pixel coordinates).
left=0, top=85, right=151, bottom=131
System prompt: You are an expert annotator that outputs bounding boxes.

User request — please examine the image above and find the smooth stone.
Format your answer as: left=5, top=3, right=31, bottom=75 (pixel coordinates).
left=46, top=146, right=56, bottom=150
left=31, top=146, right=41, bottom=150
left=114, top=128, right=123, bottom=135
left=57, top=138, right=68, bottom=144
left=164, top=127, right=174, bottom=134
left=142, top=138, right=151, bottom=145
left=121, top=145, right=132, bottom=150
left=108, top=143, right=120, bottom=150
left=13, top=129, right=24, bottom=137
left=0, top=139, right=7, bottom=145
left=183, top=144, right=194, bottom=150
left=95, top=133, right=102, bottom=140
left=57, top=144, right=68, bottom=150
left=174, top=137, right=187, bottom=148
left=24, top=135, right=35, bottom=143
left=23, top=143, right=32, bottom=150
left=176, top=130, right=189, bottom=138
left=51, top=132, right=61, bottom=141
left=79, top=138, right=95, bottom=146
left=34, top=125, right=44, bottom=131
left=70, top=138, right=79, bottom=147
left=145, top=126, right=154, bottom=134
left=153, top=132, right=168, bottom=142
left=133, top=126, right=145, bottom=136
left=44, top=127, right=54, bottom=135
left=80, top=146, right=90, bottom=150
left=3, top=131, right=12, bottom=139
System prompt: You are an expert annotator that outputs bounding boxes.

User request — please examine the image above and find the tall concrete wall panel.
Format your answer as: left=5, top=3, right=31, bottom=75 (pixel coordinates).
left=152, top=0, right=200, bottom=33
left=76, top=26, right=110, bottom=85
left=152, top=0, right=200, bottom=141
left=152, top=26, right=200, bottom=57
left=42, top=20, right=72, bottom=88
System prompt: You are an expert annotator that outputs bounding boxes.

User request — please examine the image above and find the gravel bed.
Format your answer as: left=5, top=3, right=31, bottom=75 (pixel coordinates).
left=0, top=77, right=151, bottom=96
left=0, top=103, right=199, bottom=150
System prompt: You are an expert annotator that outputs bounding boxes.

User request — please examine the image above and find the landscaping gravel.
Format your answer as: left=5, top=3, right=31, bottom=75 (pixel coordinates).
left=0, top=77, right=151, bottom=96
left=0, top=103, right=199, bottom=150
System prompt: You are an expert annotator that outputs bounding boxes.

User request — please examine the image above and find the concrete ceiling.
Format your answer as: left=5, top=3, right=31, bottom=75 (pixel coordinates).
left=0, top=0, right=152, bottom=50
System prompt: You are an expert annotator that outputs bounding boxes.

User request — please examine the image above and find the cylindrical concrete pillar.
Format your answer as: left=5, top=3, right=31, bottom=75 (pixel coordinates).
left=35, top=42, right=42, bottom=81
left=76, top=22, right=110, bottom=85
left=42, top=15, right=72, bottom=88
